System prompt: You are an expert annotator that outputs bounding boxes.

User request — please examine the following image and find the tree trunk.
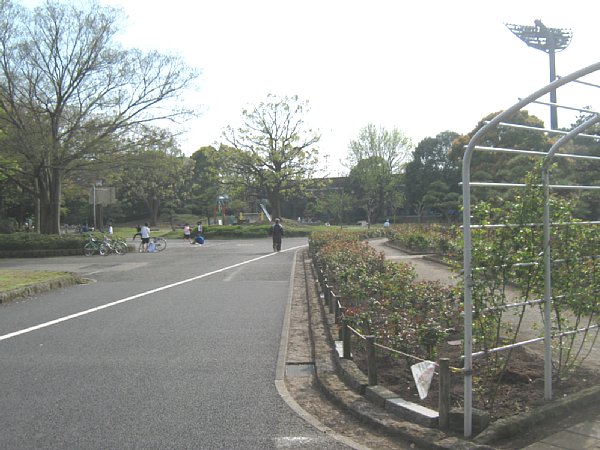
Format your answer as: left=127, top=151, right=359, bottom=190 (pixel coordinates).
left=269, top=191, right=281, bottom=220
left=36, top=168, right=63, bottom=234
left=150, top=197, right=160, bottom=226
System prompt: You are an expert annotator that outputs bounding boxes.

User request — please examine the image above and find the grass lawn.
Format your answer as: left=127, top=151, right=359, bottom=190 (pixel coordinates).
left=0, top=270, right=71, bottom=292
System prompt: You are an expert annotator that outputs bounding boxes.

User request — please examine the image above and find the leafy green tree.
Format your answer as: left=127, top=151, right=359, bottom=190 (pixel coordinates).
left=314, top=188, right=353, bottom=226
left=345, top=125, right=412, bottom=223
left=347, top=124, right=412, bottom=174
left=404, top=131, right=460, bottom=216
left=549, top=114, right=600, bottom=219
left=114, top=148, right=194, bottom=226
left=450, top=111, right=550, bottom=201
left=222, top=94, right=320, bottom=219
left=189, top=146, right=225, bottom=220
left=347, top=156, right=393, bottom=226
left=421, top=180, right=460, bottom=219
left=0, top=0, right=198, bottom=233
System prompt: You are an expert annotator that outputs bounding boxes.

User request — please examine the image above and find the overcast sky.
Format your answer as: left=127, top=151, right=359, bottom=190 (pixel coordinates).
left=23, top=1, right=600, bottom=175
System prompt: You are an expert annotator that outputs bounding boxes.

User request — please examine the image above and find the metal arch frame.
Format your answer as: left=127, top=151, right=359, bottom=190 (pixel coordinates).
left=541, top=113, right=600, bottom=400
left=461, top=61, right=600, bottom=438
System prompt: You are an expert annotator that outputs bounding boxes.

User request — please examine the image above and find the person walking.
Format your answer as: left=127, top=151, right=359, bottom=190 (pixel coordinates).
left=270, top=218, right=284, bottom=252
left=139, top=223, right=151, bottom=252
left=183, top=223, right=191, bottom=242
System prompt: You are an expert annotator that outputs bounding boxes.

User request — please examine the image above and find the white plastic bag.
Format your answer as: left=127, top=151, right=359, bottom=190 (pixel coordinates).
left=411, top=361, right=437, bottom=400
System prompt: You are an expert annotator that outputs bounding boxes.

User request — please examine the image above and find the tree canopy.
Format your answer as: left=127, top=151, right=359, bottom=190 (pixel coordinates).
left=0, top=0, right=198, bottom=233
left=346, top=123, right=413, bottom=174
left=113, top=140, right=194, bottom=227
left=404, top=130, right=460, bottom=216
left=222, top=94, right=320, bottom=219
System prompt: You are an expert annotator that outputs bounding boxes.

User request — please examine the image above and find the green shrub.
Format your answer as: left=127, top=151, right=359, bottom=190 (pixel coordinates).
left=0, top=233, right=87, bottom=250
left=310, top=229, right=461, bottom=359
left=387, top=224, right=459, bottom=255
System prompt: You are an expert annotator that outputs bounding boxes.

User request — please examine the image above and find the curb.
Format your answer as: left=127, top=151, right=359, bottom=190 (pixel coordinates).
left=382, top=241, right=457, bottom=268
left=0, top=248, right=84, bottom=258
left=0, top=273, right=84, bottom=304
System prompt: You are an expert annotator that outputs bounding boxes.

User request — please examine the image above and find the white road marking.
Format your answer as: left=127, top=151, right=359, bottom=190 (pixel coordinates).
left=0, top=245, right=306, bottom=342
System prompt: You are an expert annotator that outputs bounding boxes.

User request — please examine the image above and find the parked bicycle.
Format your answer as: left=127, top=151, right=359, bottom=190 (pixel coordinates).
left=102, top=235, right=129, bottom=255
left=152, top=237, right=167, bottom=251
left=83, top=234, right=108, bottom=256
left=138, top=236, right=167, bottom=253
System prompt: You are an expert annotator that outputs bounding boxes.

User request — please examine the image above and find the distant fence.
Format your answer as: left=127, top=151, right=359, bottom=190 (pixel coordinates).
left=394, top=215, right=455, bottom=224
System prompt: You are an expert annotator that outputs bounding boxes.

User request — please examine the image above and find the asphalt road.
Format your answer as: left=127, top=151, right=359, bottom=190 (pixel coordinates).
left=0, top=238, right=350, bottom=449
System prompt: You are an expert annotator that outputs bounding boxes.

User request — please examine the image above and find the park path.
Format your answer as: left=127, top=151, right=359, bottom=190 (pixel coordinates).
left=368, top=238, right=600, bottom=373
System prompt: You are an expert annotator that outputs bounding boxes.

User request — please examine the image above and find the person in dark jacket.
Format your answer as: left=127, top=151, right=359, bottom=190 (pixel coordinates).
left=270, top=218, right=284, bottom=252
left=133, top=224, right=142, bottom=240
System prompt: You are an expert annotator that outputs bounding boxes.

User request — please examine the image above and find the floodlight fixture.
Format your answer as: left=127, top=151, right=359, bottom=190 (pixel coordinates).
left=506, top=20, right=572, bottom=129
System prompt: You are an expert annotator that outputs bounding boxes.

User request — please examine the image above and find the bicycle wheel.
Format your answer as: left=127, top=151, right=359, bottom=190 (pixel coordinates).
left=99, top=243, right=109, bottom=256
left=114, top=240, right=128, bottom=255
left=154, top=237, right=167, bottom=251
left=83, top=242, right=95, bottom=256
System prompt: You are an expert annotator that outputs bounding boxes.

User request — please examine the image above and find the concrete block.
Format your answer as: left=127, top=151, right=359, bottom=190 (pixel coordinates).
left=449, top=407, right=490, bottom=435
left=365, top=385, right=399, bottom=408
left=337, top=358, right=368, bottom=394
left=385, top=397, right=439, bottom=427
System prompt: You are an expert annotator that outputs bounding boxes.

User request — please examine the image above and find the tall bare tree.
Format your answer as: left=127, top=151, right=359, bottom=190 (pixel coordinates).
left=347, top=123, right=413, bottom=174
left=0, top=0, right=198, bottom=233
left=222, top=94, right=320, bottom=219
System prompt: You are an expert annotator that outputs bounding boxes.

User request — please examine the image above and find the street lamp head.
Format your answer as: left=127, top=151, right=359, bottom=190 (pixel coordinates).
left=506, top=20, right=572, bottom=53
left=505, top=20, right=571, bottom=130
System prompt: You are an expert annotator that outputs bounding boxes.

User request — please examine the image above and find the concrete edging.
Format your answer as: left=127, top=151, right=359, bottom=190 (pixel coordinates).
left=0, top=273, right=84, bottom=304
left=0, top=248, right=84, bottom=258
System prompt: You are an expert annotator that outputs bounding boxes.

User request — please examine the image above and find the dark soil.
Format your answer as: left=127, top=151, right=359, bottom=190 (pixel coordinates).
left=351, top=339, right=599, bottom=422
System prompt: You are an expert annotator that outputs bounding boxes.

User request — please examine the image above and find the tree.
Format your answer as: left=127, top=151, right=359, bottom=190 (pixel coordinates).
left=222, top=94, right=320, bottom=219
left=0, top=0, right=198, bottom=233
left=347, top=156, right=393, bottom=226
left=114, top=147, right=194, bottom=226
left=314, top=188, right=353, bottom=226
left=404, top=131, right=460, bottom=215
left=347, top=124, right=413, bottom=174
left=422, top=180, right=460, bottom=220
left=450, top=111, right=549, bottom=185
left=189, top=146, right=225, bottom=220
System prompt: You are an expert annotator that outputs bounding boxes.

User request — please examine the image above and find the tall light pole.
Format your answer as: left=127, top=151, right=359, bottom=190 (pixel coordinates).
left=506, top=20, right=572, bottom=129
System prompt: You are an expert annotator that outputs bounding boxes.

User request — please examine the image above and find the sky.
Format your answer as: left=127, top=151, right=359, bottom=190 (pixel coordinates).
left=22, top=1, right=600, bottom=175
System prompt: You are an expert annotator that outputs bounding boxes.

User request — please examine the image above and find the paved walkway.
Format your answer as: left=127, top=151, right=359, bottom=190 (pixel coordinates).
left=368, top=239, right=600, bottom=450
left=521, top=417, right=600, bottom=449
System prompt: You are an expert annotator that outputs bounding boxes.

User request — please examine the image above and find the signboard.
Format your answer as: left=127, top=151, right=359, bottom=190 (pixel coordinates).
left=88, top=187, right=116, bottom=205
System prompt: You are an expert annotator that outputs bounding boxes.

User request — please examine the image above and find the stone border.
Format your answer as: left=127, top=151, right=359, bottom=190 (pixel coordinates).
left=0, top=249, right=84, bottom=258
left=383, top=241, right=456, bottom=268
left=0, top=243, right=136, bottom=259
left=0, top=273, right=84, bottom=303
